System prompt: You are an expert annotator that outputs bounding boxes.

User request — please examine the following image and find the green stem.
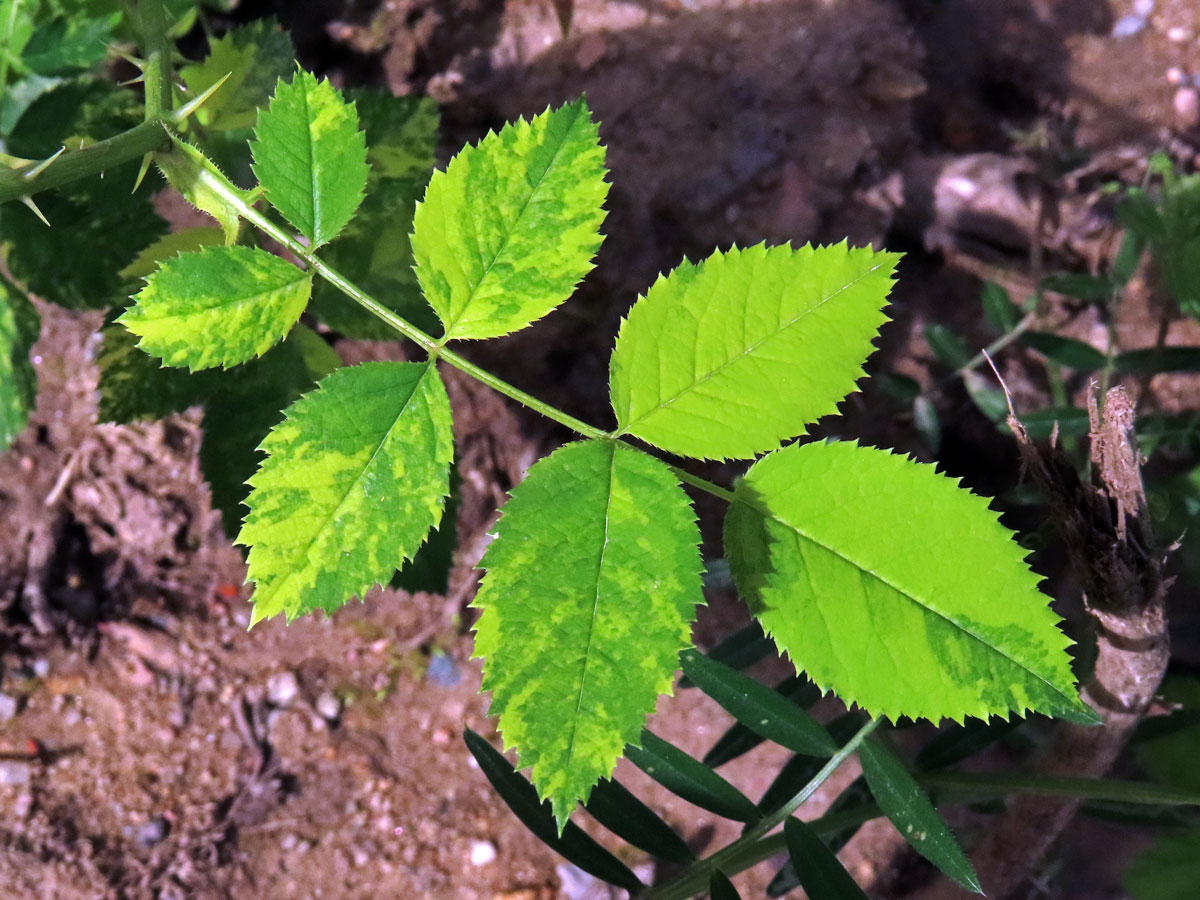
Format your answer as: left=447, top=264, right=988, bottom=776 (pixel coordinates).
left=0, top=119, right=171, bottom=203
left=0, top=0, right=22, bottom=97
left=132, top=0, right=173, bottom=121
left=640, top=719, right=879, bottom=900
left=920, top=771, right=1200, bottom=807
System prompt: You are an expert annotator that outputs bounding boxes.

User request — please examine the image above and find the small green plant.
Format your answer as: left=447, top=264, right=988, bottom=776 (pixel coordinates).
left=8, top=5, right=1196, bottom=898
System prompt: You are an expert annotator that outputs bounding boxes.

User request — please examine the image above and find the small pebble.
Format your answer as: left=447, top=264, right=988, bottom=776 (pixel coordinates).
left=1112, top=14, right=1147, bottom=38
left=469, top=839, right=497, bottom=866
left=30, top=659, right=49, bottom=679
left=0, top=693, right=17, bottom=723
left=426, top=652, right=461, bottom=687
left=1133, top=0, right=1155, bottom=15
left=315, top=690, right=342, bottom=722
left=266, top=671, right=299, bottom=707
left=136, top=817, right=170, bottom=847
left=0, top=761, right=31, bottom=786
left=1175, top=86, right=1200, bottom=128
left=1168, top=66, right=1186, bottom=85
left=1168, top=26, right=1193, bottom=43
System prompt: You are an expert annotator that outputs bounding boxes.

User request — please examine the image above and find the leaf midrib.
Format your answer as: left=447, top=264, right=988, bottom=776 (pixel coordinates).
left=739, top=493, right=1075, bottom=705
left=252, top=362, right=436, bottom=616
left=563, top=441, right=617, bottom=777
left=617, top=258, right=885, bottom=436
left=440, top=102, right=585, bottom=339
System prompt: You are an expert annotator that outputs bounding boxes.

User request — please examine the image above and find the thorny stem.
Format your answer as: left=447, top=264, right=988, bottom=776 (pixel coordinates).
left=639, top=719, right=879, bottom=900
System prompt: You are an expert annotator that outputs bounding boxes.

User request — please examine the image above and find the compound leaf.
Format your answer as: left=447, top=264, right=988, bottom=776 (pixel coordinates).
left=119, top=245, right=311, bottom=371
left=180, top=19, right=296, bottom=132
left=251, top=69, right=368, bottom=247
left=858, top=736, right=981, bottom=892
left=0, top=282, right=40, bottom=451
left=412, top=98, right=608, bottom=340
left=473, top=439, right=702, bottom=830
left=239, top=360, right=453, bottom=623
left=610, top=243, right=897, bottom=460
left=725, top=440, right=1096, bottom=724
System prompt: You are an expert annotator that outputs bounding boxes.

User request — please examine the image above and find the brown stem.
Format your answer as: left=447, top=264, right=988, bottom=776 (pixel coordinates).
left=902, top=386, right=1170, bottom=900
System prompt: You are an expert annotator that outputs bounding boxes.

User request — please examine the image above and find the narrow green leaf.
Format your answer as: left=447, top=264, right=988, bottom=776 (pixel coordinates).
left=703, top=676, right=823, bottom=768
left=351, top=89, right=439, bottom=181
left=1116, top=346, right=1200, bottom=375
left=710, top=871, right=742, bottom=900
left=0, top=282, right=39, bottom=451
left=783, top=817, right=870, bottom=900
left=981, top=281, right=1019, bottom=333
left=473, top=439, right=702, bottom=829
left=463, top=729, right=642, bottom=892
left=412, top=98, right=609, bottom=340
left=1112, top=229, right=1147, bottom=286
left=679, top=622, right=773, bottom=689
left=1041, top=273, right=1115, bottom=303
left=962, top=369, right=1008, bottom=423
left=913, top=394, right=940, bottom=453
left=179, top=19, right=296, bottom=131
left=768, top=778, right=875, bottom=895
left=1124, top=826, right=1200, bottom=900
left=859, top=736, right=981, bottom=892
left=680, top=649, right=834, bottom=757
left=610, top=242, right=898, bottom=460
left=1019, top=331, right=1107, bottom=371
left=626, top=730, right=760, bottom=824
left=725, top=440, right=1095, bottom=724
left=584, top=777, right=696, bottom=863
left=924, top=323, right=971, bottom=369
left=119, top=246, right=310, bottom=371
left=251, top=69, right=369, bottom=246
left=1014, top=406, right=1090, bottom=441
left=239, top=361, right=453, bottom=622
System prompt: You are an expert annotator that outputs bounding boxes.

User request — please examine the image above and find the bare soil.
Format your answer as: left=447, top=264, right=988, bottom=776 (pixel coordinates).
left=3, top=1, right=1199, bottom=898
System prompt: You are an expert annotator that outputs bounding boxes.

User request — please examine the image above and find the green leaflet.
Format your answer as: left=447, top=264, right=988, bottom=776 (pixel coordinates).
left=119, top=245, right=311, bottom=371
left=350, top=89, right=438, bottom=181
left=473, top=439, right=702, bottom=830
left=0, top=281, right=39, bottom=451
left=179, top=19, right=296, bottom=132
left=725, top=440, right=1096, bottom=724
left=97, top=320, right=339, bottom=534
left=411, top=98, right=609, bottom=341
left=858, top=736, right=980, bottom=892
left=610, top=243, right=898, bottom=460
left=251, top=69, right=369, bottom=247
left=239, top=360, right=453, bottom=623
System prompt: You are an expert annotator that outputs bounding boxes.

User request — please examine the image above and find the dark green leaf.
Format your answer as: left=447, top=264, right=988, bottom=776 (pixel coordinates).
left=463, top=729, right=642, bottom=892
left=876, top=371, right=921, bottom=405
left=913, top=394, right=940, bottom=453
left=859, top=737, right=981, bottom=892
left=1019, top=331, right=1107, bottom=371
left=626, top=730, right=760, bottom=824
left=924, top=323, right=971, bottom=369
left=680, top=649, right=834, bottom=757
left=1124, top=826, right=1200, bottom=900
left=679, top=622, right=774, bottom=690
left=1116, top=347, right=1200, bottom=376
left=1012, top=407, right=1089, bottom=442
left=1138, top=413, right=1200, bottom=457
left=1117, top=191, right=1166, bottom=241
left=1040, top=273, right=1114, bottom=303
left=703, top=676, right=823, bottom=768
left=1112, top=230, right=1147, bottom=286
left=583, top=777, right=695, bottom=864
left=768, top=778, right=874, bottom=896
left=981, top=281, right=1020, bottom=333
left=350, top=89, right=439, bottom=182
left=710, top=871, right=742, bottom=900
left=962, top=369, right=1007, bottom=423
left=783, top=817, right=870, bottom=900
left=179, top=19, right=296, bottom=132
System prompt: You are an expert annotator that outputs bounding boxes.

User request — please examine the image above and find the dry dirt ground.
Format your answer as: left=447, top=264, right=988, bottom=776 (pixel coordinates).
left=2, top=1, right=1200, bottom=898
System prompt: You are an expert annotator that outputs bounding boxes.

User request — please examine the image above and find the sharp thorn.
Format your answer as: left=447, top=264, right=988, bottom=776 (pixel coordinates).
left=118, top=74, right=147, bottom=87
left=109, top=45, right=146, bottom=70
left=22, top=147, right=65, bottom=180
left=132, top=153, right=153, bottom=194
left=20, top=196, right=50, bottom=227
left=171, top=72, right=231, bottom=124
